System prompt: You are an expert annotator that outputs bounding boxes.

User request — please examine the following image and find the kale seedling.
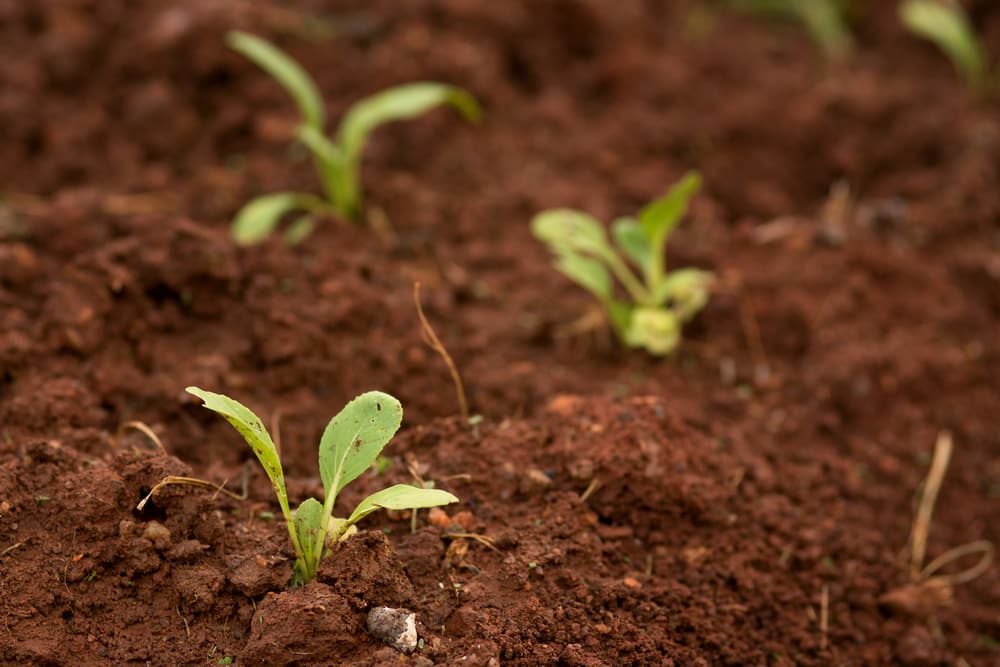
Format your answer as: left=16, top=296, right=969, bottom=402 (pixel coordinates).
left=531, top=172, right=712, bottom=356
left=186, top=387, right=458, bottom=584
left=729, top=0, right=854, bottom=60
left=227, top=31, right=482, bottom=243
left=900, top=0, right=993, bottom=95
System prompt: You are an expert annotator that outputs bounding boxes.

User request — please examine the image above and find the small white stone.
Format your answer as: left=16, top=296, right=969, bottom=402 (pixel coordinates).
left=367, top=606, right=417, bottom=654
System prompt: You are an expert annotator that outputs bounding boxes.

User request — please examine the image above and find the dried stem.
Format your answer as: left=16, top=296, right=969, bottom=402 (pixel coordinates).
left=413, top=282, right=468, bottom=421
left=136, top=476, right=244, bottom=511
left=908, top=431, right=953, bottom=580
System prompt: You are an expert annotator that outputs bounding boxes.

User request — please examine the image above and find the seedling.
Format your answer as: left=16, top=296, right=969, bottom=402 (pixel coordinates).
left=729, top=0, right=854, bottom=60
left=186, top=387, right=458, bottom=584
left=226, top=31, right=482, bottom=243
left=900, top=0, right=993, bottom=94
left=531, top=171, right=713, bottom=356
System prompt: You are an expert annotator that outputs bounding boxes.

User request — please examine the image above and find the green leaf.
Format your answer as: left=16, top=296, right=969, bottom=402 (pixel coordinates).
left=227, top=31, right=326, bottom=131
left=185, top=387, right=289, bottom=521
left=611, top=216, right=652, bottom=278
left=553, top=249, right=612, bottom=300
left=318, top=391, right=403, bottom=498
left=282, top=215, right=316, bottom=246
left=900, top=0, right=987, bottom=92
left=231, top=192, right=317, bottom=245
left=531, top=209, right=612, bottom=257
left=337, top=82, right=481, bottom=167
left=346, top=484, right=459, bottom=525
left=293, top=498, right=323, bottom=578
left=638, top=171, right=701, bottom=251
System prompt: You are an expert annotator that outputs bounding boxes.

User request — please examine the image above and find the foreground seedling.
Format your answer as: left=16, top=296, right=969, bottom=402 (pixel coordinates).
left=227, top=31, right=481, bottom=243
left=900, top=0, right=995, bottom=95
left=532, top=172, right=713, bottom=356
left=187, top=387, right=458, bottom=584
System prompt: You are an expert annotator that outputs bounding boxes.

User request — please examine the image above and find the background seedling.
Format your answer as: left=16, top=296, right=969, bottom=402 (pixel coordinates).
left=531, top=171, right=713, bottom=356
left=900, top=0, right=993, bottom=94
left=227, top=31, right=482, bottom=243
left=187, top=387, right=458, bottom=584
left=728, top=0, right=855, bottom=60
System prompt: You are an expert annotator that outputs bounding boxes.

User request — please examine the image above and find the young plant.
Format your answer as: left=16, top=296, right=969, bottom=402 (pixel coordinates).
left=226, top=31, right=482, bottom=243
left=729, top=0, right=854, bottom=60
left=531, top=172, right=713, bottom=356
left=186, top=387, right=458, bottom=584
left=900, top=0, right=992, bottom=94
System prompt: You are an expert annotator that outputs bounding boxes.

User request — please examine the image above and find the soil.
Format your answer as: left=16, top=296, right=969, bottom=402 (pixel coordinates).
left=1, top=0, right=998, bottom=665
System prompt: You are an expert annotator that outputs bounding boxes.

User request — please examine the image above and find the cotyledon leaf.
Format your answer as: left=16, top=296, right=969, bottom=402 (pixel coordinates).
left=318, top=391, right=403, bottom=498
left=346, top=484, right=459, bottom=525
left=185, top=387, right=290, bottom=521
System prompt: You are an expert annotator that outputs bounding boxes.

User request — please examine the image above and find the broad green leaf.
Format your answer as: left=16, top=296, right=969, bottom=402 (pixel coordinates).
left=531, top=209, right=613, bottom=257
left=554, top=248, right=612, bottom=300
left=900, top=0, right=986, bottom=91
left=185, top=387, right=289, bottom=520
left=282, top=215, right=316, bottom=246
left=232, top=192, right=309, bottom=245
left=638, top=171, right=701, bottom=251
left=293, top=497, right=323, bottom=575
left=337, top=82, right=482, bottom=168
left=318, top=391, right=403, bottom=498
left=346, top=484, right=459, bottom=525
left=227, top=31, right=326, bottom=131
left=611, top=216, right=652, bottom=278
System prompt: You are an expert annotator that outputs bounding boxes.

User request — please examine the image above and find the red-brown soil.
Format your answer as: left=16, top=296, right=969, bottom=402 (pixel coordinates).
left=1, top=1, right=998, bottom=665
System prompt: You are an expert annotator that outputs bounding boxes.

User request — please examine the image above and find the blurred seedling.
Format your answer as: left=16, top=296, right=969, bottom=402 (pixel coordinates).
left=728, top=0, right=855, bottom=60
left=531, top=171, right=713, bottom=356
left=226, top=31, right=482, bottom=244
left=186, top=387, right=458, bottom=584
left=900, top=0, right=995, bottom=95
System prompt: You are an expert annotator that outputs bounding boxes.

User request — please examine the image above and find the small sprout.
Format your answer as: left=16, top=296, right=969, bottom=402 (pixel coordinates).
left=86, top=571, right=98, bottom=582
left=730, top=0, right=854, bottom=60
left=900, top=0, right=992, bottom=94
left=218, top=658, right=234, bottom=665
left=186, top=387, right=459, bottom=584
left=226, top=31, right=482, bottom=242
left=528, top=561, right=538, bottom=569
left=532, top=171, right=713, bottom=356
left=258, top=511, right=275, bottom=521
left=34, top=495, right=51, bottom=504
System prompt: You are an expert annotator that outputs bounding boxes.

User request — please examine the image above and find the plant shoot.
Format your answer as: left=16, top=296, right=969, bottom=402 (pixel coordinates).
left=186, top=387, right=458, bottom=584
left=227, top=31, right=482, bottom=243
left=532, top=172, right=713, bottom=356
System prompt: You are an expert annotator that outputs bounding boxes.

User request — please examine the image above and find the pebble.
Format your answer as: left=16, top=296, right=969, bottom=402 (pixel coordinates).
left=367, top=607, right=417, bottom=654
